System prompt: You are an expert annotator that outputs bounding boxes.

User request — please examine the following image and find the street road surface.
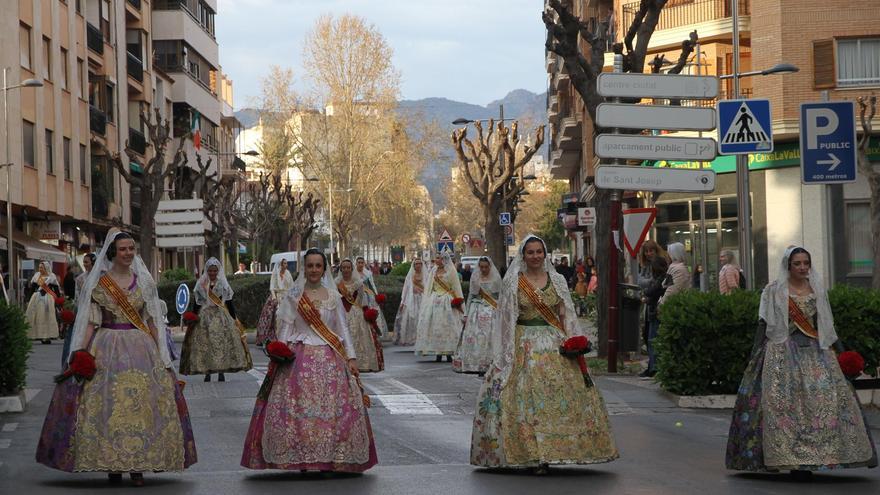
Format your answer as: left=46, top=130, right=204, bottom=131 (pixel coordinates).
left=1, top=342, right=878, bottom=494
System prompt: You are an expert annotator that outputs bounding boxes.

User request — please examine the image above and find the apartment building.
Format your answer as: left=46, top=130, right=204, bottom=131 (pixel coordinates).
left=547, top=0, right=880, bottom=287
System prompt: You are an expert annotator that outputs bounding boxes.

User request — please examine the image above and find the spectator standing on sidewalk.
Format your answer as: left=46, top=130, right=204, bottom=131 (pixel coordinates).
left=659, top=243, right=691, bottom=306
left=640, top=256, right=668, bottom=378
left=719, top=250, right=741, bottom=294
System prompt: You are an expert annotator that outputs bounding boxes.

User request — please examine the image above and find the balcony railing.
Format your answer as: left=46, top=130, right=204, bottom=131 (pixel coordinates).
left=89, top=105, right=107, bottom=136
left=129, top=128, right=147, bottom=155
left=126, top=52, right=144, bottom=82
left=86, top=23, right=104, bottom=54
left=622, top=0, right=750, bottom=32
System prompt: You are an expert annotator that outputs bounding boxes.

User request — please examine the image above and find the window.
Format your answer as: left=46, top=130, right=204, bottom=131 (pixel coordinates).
left=45, top=129, right=55, bottom=174
left=60, top=48, right=69, bottom=90
left=77, top=58, right=85, bottom=98
left=101, top=0, right=111, bottom=40
left=79, top=143, right=87, bottom=185
left=20, top=24, right=32, bottom=69
left=63, top=137, right=72, bottom=180
left=847, top=202, right=872, bottom=274
left=105, top=82, right=115, bottom=122
left=42, top=37, right=51, bottom=80
left=22, top=120, right=35, bottom=167
left=838, top=38, right=880, bottom=87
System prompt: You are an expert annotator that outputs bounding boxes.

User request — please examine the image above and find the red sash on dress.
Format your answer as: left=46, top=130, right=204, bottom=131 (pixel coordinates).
left=788, top=297, right=818, bottom=339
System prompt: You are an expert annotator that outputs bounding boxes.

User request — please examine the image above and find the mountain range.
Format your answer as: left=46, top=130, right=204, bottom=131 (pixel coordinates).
left=234, top=89, right=548, bottom=210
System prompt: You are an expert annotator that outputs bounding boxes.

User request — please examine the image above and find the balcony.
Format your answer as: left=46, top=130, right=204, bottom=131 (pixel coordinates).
left=126, top=52, right=144, bottom=82
left=546, top=51, right=557, bottom=73
left=87, top=23, right=103, bottom=54
left=550, top=148, right=580, bottom=179
left=129, top=128, right=147, bottom=155
left=557, top=117, right=582, bottom=150
left=89, top=105, right=107, bottom=136
left=622, top=0, right=749, bottom=33
left=127, top=0, right=141, bottom=9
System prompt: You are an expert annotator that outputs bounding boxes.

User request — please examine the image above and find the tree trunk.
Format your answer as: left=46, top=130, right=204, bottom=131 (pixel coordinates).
left=484, top=200, right=507, bottom=269
left=870, top=174, right=880, bottom=290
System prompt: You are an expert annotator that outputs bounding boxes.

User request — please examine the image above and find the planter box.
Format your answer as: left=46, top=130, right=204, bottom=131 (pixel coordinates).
left=0, top=390, right=27, bottom=413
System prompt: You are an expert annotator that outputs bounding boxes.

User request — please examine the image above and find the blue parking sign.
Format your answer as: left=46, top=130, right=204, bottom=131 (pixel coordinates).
left=800, top=101, right=857, bottom=184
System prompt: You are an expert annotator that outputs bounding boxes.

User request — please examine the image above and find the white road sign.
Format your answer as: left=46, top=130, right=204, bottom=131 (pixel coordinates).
left=595, top=134, right=717, bottom=161
left=156, top=199, right=205, bottom=248
left=595, top=165, right=716, bottom=193
left=596, top=103, right=716, bottom=131
left=597, top=73, right=719, bottom=99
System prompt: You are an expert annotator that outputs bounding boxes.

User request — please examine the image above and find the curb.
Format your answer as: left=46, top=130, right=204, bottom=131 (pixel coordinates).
left=0, top=390, right=28, bottom=413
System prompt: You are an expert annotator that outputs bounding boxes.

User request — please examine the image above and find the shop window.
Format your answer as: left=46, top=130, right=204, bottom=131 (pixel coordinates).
left=847, top=202, right=872, bottom=275
left=657, top=201, right=690, bottom=223
left=720, top=196, right=739, bottom=219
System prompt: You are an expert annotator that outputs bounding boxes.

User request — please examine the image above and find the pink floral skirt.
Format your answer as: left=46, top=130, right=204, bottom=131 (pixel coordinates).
left=240, top=343, right=378, bottom=472
left=255, top=296, right=278, bottom=345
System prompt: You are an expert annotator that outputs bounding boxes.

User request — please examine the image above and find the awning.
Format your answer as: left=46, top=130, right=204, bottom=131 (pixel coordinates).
left=0, top=224, right=68, bottom=263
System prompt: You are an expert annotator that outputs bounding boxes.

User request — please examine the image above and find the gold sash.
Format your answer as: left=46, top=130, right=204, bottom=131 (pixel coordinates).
left=337, top=282, right=362, bottom=311
left=478, top=287, right=498, bottom=309
left=207, top=286, right=253, bottom=368
left=297, top=293, right=370, bottom=407
left=788, top=297, right=818, bottom=339
left=37, top=275, right=59, bottom=300
left=518, top=274, right=565, bottom=333
left=98, top=275, right=152, bottom=337
left=433, top=273, right=455, bottom=297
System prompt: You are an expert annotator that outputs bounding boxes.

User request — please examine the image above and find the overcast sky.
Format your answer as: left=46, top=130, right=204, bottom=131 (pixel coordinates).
left=216, top=0, right=548, bottom=109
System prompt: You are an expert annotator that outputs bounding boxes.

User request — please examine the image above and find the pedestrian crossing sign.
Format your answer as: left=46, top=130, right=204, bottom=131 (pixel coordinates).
left=716, top=99, right=773, bottom=155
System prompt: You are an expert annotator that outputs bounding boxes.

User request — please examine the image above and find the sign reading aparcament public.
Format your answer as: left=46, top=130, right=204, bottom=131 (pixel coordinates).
left=595, top=135, right=717, bottom=162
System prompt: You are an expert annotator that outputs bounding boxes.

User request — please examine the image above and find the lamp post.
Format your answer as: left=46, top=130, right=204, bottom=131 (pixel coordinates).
left=723, top=1, right=799, bottom=288
left=3, top=67, right=43, bottom=304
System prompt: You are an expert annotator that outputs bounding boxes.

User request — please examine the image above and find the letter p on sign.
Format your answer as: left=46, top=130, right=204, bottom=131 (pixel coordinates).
left=805, top=107, right=839, bottom=149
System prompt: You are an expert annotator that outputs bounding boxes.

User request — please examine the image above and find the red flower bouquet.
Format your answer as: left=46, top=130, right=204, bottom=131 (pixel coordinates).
left=838, top=350, right=865, bottom=379
left=60, top=309, right=76, bottom=324
left=183, top=311, right=199, bottom=325
left=451, top=297, right=465, bottom=310
left=54, top=296, right=66, bottom=306
left=54, top=350, right=97, bottom=383
left=559, top=335, right=592, bottom=357
left=363, top=307, right=380, bottom=323
left=375, top=294, right=387, bottom=305
left=265, top=340, right=295, bottom=363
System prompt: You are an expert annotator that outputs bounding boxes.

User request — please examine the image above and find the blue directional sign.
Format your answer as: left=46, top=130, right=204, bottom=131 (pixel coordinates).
left=717, top=99, right=773, bottom=155
left=175, top=283, right=190, bottom=315
left=800, top=101, right=857, bottom=184
left=499, top=212, right=511, bottom=226
left=437, top=241, right=454, bottom=254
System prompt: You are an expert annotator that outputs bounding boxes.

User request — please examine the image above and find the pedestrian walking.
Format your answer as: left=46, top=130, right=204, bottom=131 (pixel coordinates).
left=179, top=257, right=252, bottom=382
left=256, top=259, right=294, bottom=346
left=719, top=250, right=742, bottom=294
left=393, top=258, right=425, bottom=346
left=659, top=242, right=692, bottom=306
left=639, top=256, right=668, bottom=378
left=336, top=259, right=384, bottom=372
left=36, top=230, right=197, bottom=485
left=415, top=253, right=464, bottom=362
left=26, top=261, right=60, bottom=344
left=470, top=235, right=618, bottom=473
left=452, top=256, right=500, bottom=374
left=241, top=248, right=378, bottom=473
left=726, top=246, right=877, bottom=476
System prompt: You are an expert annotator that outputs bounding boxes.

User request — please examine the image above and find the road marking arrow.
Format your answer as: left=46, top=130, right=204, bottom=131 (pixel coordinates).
left=817, top=153, right=841, bottom=171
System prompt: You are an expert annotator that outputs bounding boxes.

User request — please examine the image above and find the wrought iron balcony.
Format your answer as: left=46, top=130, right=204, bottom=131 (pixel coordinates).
left=89, top=105, right=107, bottom=136
left=86, top=23, right=104, bottom=54
left=126, top=52, right=144, bottom=82
left=129, top=128, right=147, bottom=155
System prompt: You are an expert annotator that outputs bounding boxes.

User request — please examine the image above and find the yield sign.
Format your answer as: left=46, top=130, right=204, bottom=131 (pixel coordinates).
left=438, top=228, right=453, bottom=242
left=622, top=208, right=657, bottom=258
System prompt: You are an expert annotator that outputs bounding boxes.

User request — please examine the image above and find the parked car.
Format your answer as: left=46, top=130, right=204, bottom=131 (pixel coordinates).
left=460, top=256, right=482, bottom=271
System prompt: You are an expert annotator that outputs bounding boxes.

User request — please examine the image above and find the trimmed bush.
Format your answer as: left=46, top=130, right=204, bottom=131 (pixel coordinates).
left=655, top=285, right=880, bottom=396
left=159, top=275, right=271, bottom=328
left=161, top=267, right=192, bottom=284
left=0, top=301, right=33, bottom=395
left=390, top=262, right=411, bottom=277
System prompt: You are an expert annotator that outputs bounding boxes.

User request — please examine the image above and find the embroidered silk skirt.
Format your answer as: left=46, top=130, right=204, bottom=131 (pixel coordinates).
left=346, top=309, right=384, bottom=372
left=393, top=294, right=421, bottom=346
left=241, top=343, right=378, bottom=472
left=415, top=294, right=462, bottom=357
left=26, top=292, right=59, bottom=340
left=256, top=296, right=278, bottom=345
left=453, top=301, right=495, bottom=374
left=470, top=322, right=618, bottom=468
left=179, top=305, right=251, bottom=375
left=36, top=326, right=197, bottom=472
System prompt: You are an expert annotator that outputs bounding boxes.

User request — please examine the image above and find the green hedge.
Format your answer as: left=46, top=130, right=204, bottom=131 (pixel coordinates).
left=158, top=275, right=271, bottom=327
left=655, top=286, right=880, bottom=396
left=0, top=301, right=32, bottom=395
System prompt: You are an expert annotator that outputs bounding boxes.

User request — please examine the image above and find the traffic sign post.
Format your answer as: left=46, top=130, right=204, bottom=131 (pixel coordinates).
left=622, top=208, right=658, bottom=258
left=800, top=101, right=857, bottom=184
left=437, top=241, right=454, bottom=254
left=596, top=165, right=716, bottom=193
left=595, top=135, right=717, bottom=162
left=596, top=103, right=716, bottom=131
left=175, top=283, right=190, bottom=338
left=597, top=73, right=719, bottom=99
left=717, top=99, right=773, bottom=155
left=499, top=212, right=511, bottom=226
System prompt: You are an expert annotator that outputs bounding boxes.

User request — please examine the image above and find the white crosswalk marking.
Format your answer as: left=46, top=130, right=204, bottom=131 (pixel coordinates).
left=0, top=439, right=11, bottom=449
left=365, top=378, right=443, bottom=415
left=248, top=365, right=267, bottom=382
left=2, top=423, right=18, bottom=432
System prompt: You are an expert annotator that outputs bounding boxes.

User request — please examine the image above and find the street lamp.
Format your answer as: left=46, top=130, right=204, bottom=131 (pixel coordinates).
left=3, top=68, right=43, bottom=304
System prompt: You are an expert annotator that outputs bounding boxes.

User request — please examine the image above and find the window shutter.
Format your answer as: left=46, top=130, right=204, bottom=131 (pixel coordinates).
left=813, top=39, right=836, bottom=89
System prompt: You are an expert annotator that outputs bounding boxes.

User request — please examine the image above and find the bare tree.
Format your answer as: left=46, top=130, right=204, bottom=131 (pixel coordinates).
left=93, top=108, right=188, bottom=271
left=451, top=121, right=545, bottom=267
left=857, top=96, right=880, bottom=289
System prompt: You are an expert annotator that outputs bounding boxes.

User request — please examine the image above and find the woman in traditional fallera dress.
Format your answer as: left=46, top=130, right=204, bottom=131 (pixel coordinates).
left=356, top=257, right=390, bottom=339
left=336, top=259, right=384, bottom=372
left=60, top=253, right=96, bottom=367
left=416, top=253, right=465, bottom=362
left=241, top=248, right=378, bottom=473
left=453, top=256, right=500, bottom=374
left=393, top=258, right=426, bottom=346
left=36, top=230, right=197, bottom=486
left=471, top=235, right=618, bottom=473
left=26, top=261, right=60, bottom=344
left=179, top=257, right=252, bottom=382
left=256, top=259, right=294, bottom=345
left=726, top=246, right=877, bottom=477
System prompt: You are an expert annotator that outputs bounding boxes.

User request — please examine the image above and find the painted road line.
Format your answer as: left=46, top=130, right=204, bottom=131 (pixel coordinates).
left=365, top=378, right=443, bottom=415
left=247, top=366, right=267, bottom=382
left=0, top=439, right=11, bottom=449
left=2, top=423, right=18, bottom=432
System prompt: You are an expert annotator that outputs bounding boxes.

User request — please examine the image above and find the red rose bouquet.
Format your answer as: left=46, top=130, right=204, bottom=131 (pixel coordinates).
left=838, top=350, right=865, bottom=379
left=559, top=335, right=592, bottom=357
left=54, top=350, right=97, bottom=383
left=54, top=296, right=66, bottom=306
left=363, top=307, right=379, bottom=323
left=182, top=311, right=199, bottom=328
left=265, top=340, right=295, bottom=363
left=375, top=294, right=387, bottom=305
left=60, top=309, right=76, bottom=324
left=451, top=297, right=465, bottom=310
